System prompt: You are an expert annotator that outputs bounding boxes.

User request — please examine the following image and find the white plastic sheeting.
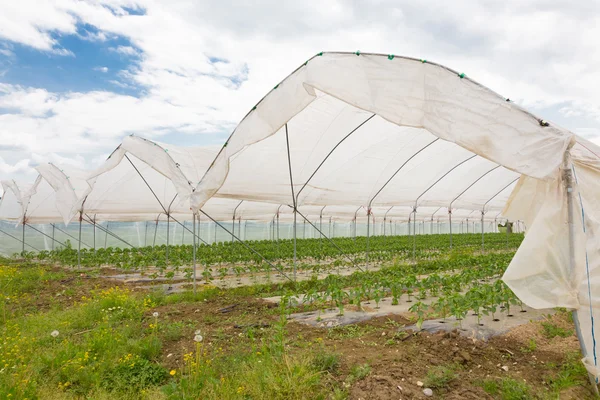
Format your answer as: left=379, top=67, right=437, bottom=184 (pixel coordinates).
left=181, top=52, right=597, bottom=379
left=0, top=176, right=60, bottom=224
left=1, top=51, right=597, bottom=377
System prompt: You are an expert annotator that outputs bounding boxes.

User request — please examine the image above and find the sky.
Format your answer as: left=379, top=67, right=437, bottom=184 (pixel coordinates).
left=1, top=0, right=599, bottom=196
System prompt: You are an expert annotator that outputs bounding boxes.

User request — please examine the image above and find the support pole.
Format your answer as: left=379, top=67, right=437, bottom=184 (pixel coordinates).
left=200, top=210, right=293, bottom=281
left=293, top=209, right=297, bottom=280
left=52, top=223, right=56, bottom=251
left=93, top=216, right=96, bottom=254
left=303, top=219, right=306, bottom=239
left=412, top=209, right=417, bottom=260
left=21, top=221, right=25, bottom=255
left=506, top=219, right=509, bottom=249
left=153, top=217, right=159, bottom=248
left=105, top=222, right=110, bottom=248
left=564, top=152, right=600, bottom=395
left=144, top=221, right=148, bottom=247
left=166, top=214, right=170, bottom=267
left=182, top=220, right=186, bottom=245
left=284, top=123, right=297, bottom=281
left=481, top=211, right=485, bottom=251
left=193, top=213, right=197, bottom=295
left=366, top=209, right=371, bottom=270
left=449, top=210, right=453, bottom=248
left=78, top=212, right=82, bottom=268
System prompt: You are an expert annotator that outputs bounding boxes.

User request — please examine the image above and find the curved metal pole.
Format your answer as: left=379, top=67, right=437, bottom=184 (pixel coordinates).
left=383, top=206, right=394, bottom=239
left=413, top=154, right=478, bottom=210
left=479, top=177, right=519, bottom=251
left=448, top=165, right=502, bottom=245
left=369, top=138, right=440, bottom=210
left=429, top=207, right=442, bottom=235
left=295, top=114, right=375, bottom=204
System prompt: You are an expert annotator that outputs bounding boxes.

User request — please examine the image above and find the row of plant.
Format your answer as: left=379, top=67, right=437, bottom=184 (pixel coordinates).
left=29, top=233, right=523, bottom=274
left=273, top=250, right=516, bottom=321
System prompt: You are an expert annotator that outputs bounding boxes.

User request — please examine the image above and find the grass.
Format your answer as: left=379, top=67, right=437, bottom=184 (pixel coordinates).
left=541, top=321, right=573, bottom=339
left=543, top=352, right=588, bottom=391
left=520, top=338, right=537, bottom=353
left=479, top=377, right=532, bottom=400
left=0, top=256, right=593, bottom=399
left=424, top=364, right=458, bottom=388
left=0, top=258, right=344, bottom=400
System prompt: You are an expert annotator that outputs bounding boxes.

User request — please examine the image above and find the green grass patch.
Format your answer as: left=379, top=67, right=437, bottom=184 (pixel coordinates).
left=541, top=321, right=573, bottom=339
left=479, top=377, right=532, bottom=399
left=424, top=364, right=458, bottom=388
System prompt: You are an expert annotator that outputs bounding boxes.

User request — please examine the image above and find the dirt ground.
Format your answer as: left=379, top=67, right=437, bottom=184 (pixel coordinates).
left=148, top=292, right=593, bottom=399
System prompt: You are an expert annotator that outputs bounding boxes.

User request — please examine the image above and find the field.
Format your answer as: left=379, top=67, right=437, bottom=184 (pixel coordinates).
left=1, top=233, right=595, bottom=399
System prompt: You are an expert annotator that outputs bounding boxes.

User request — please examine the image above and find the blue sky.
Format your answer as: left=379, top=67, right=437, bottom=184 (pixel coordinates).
left=0, top=0, right=599, bottom=187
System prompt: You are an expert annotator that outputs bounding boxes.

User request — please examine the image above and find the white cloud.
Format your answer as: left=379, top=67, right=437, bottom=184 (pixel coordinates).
left=0, top=0, right=599, bottom=186
left=110, top=45, right=139, bottom=57
left=94, top=66, right=109, bottom=73
left=0, top=156, right=33, bottom=176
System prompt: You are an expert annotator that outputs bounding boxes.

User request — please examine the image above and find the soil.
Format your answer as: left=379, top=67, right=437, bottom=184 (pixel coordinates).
left=145, top=292, right=595, bottom=399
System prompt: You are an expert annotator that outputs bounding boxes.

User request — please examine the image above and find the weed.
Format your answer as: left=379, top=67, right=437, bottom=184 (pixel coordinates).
left=543, top=352, right=587, bottom=391
left=479, top=377, right=532, bottom=399
left=424, top=364, right=458, bottom=388
left=520, top=338, right=537, bottom=353
left=541, top=321, right=573, bottom=339
left=312, top=352, right=341, bottom=373
left=346, top=363, right=371, bottom=384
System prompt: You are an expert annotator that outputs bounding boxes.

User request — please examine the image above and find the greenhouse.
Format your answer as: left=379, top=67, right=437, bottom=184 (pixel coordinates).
left=2, top=52, right=599, bottom=396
